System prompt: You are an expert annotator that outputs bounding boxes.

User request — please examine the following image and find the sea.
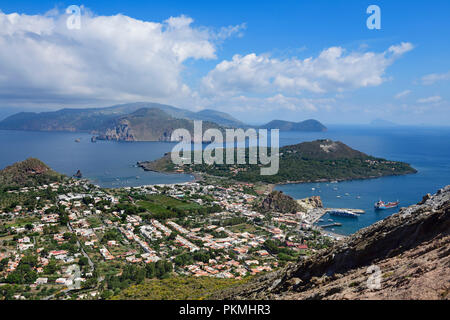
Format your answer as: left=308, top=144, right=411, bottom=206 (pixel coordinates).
left=1, top=125, right=449, bottom=236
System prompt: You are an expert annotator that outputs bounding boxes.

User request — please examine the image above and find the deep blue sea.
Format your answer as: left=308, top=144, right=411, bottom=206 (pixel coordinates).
left=0, top=130, right=194, bottom=188
left=0, top=125, right=449, bottom=235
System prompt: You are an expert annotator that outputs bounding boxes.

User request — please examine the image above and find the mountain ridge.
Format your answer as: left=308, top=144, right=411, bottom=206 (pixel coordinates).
left=0, top=103, right=327, bottom=140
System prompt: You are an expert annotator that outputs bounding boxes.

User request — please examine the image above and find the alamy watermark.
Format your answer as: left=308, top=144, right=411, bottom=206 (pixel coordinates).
left=66, top=5, right=82, bottom=30
left=170, top=121, right=280, bottom=176
left=366, top=5, right=381, bottom=30
left=366, top=264, right=382, bottom=290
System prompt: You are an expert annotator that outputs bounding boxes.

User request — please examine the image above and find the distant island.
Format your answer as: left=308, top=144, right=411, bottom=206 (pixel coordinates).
left=370, top=118, right=398, bottom=127
left=259, top=119, right=327, bottom=132
left=0, top=102, right=327, bottom=142
left=139, top=139, right=417, bottom=184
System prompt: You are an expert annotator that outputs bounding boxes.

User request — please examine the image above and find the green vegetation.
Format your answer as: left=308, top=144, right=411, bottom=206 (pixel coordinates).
left=104, top=260, right=173, bottom=297
left=0, top=158, right=64, bottom=188
left=111, top=276, right=251, bottom=300
left=264, top=240, right=299, bottom=261
left=142, top=139, right=417, bottom=184
left=136, top=194, right=219, bottom=220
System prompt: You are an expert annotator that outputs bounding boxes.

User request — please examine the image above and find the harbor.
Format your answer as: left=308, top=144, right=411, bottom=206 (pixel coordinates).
left=306, top=207, right=366, bottom=224
left=302, top=206, right=366, bottom=239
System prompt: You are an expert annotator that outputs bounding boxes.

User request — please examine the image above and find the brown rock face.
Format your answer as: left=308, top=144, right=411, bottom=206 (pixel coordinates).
left=215, top=186, right=450, bottom=300
left=100, top=121, right=136, bottom=142
left=259, top=191, right=301, bottom=213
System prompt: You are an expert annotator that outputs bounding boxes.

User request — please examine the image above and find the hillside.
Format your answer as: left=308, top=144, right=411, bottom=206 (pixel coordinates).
left=140, top=139, right=417, bottom=183
left=213, top=186, right=450, bottom=300
left=0, top=158, right=64, bottom=188
left=259, top=119, right=327, bottom=132
left=111, top=276, right=251, bottom=300
left=0, top=102, right=243, bottom=134
left=258, top=191, right=301, bottom=213
left=97, top=108, right=223, bottom=142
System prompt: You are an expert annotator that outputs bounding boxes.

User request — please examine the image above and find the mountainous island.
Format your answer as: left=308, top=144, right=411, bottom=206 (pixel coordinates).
left=139, top=139, right=417, bottom=184
left=0, top=102, right=327, bottom=142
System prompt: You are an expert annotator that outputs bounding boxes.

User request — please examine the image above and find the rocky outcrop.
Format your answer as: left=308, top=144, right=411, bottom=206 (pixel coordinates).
left=98, top=120, right=136, bottom=142
left=215, top=186, right=450, bottom=300
left=259, top=191, right=301, bottom=214
left=297, top=196, right=323, bottom=212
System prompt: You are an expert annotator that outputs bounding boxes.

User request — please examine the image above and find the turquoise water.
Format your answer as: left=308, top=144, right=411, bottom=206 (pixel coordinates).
left=276, top=125, right=450, bottom=235
left=0, top=130, right=194, bottom=188
left=0, top=125, right=449, bottom=235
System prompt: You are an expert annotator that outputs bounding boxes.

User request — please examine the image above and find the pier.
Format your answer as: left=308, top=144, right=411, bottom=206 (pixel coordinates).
left=320, top=222, right=342, bottom=228
left=326, top=208, right=365, bottom=214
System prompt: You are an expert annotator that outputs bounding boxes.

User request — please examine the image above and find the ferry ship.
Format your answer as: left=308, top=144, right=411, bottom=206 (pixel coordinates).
left=374, top=200, right=400, bottom=210
left=328, top=210, right=359, bottom=218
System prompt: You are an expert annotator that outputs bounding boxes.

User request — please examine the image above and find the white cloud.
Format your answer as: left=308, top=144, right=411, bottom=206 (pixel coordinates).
left=0, top=10, right=243, bottom=107
left=388, top=42, right=414, bottom=56
left=417, top=96, right=442, bottom=104
left=201, top=43, right=413, bottom=96
left=395, top=90, right=412, bottom=99
left=421, top=71, right=450, bottom=85
left=204, top=94, right=336, bottom=115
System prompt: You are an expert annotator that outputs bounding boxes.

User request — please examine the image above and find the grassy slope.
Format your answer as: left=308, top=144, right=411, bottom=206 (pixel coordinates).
left=0, top=158, right=64, bottom=188
left=111, top=276, right=251, bottom=300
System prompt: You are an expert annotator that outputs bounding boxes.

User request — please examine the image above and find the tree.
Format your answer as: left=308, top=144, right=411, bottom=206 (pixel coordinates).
left=78, top=256, right=89, bottom=267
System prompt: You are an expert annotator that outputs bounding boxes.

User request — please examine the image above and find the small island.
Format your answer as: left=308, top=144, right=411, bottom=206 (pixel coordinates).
left=138, top=139, right=417, bottom=184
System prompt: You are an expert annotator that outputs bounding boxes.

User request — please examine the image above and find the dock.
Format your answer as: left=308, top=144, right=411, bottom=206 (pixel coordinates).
left=326, top=208, right=365, bottom=214
left=320, top=222, right=342, bottom=228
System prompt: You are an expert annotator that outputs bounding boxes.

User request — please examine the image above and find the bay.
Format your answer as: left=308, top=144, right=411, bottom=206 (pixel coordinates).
left=1, top=125, right=449, bottom=235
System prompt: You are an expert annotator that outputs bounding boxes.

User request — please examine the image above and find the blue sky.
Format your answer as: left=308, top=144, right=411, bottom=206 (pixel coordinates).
left=0, top=0, right=449, bottom=125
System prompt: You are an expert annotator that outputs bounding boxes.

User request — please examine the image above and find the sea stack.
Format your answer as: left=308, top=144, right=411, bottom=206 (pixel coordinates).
left=74, top=170, right=83, bottom=179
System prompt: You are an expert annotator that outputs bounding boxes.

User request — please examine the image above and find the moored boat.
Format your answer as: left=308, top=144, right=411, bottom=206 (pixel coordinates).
left=328, top=210, right=359, bottom=218
left=374, top=200, right=400, bottom=210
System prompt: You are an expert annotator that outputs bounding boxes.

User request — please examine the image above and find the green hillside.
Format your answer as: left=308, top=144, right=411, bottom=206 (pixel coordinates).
left=97, top=108, right=224, bottom=141
left=140, top=139, right=417, bottom=184
left=259, top=119, right=327, bottom=132
left=0, top=158, right=64, bottom=188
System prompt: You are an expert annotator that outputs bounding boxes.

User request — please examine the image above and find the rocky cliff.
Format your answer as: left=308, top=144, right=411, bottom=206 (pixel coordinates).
left=259, top=191, right=301, bottom=213
left=97, top=108, right=223, bottom=142
left=215, top=186, right=450, bottom=300
left=297, top=196, right=324, bottom=212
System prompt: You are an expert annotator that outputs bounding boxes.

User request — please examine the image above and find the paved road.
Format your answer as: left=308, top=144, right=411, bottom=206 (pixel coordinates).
left=67, top=222, right=94, bottom=271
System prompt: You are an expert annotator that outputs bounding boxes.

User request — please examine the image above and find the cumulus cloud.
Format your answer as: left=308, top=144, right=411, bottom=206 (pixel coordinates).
left=0, top=10, right=243, bottom=107
left=201, top=43, right=414, bottom=96
left=421, top=71, right=450, bottom=85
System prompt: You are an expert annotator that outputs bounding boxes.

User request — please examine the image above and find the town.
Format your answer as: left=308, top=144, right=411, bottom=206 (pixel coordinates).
left=0, top=176, right=336, bottom=300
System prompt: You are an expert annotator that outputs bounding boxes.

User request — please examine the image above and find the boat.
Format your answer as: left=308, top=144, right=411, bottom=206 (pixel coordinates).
left=328, top=210, right=359, bottom=218
left=375, top=200, right=400, bottom=210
